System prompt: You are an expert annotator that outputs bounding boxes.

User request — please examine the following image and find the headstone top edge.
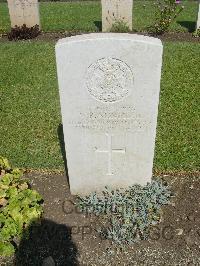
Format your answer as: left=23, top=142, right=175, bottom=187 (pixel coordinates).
left=56, top=33, right=163, bottom=48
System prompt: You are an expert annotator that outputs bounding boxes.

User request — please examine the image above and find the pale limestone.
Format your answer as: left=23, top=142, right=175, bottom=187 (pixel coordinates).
left=197, top=0, right=200, bottom=29
left=7, top=0, right=40, bottom=28
left=56, top=33, right=163, bottom=195
left=101, top=0, right=133, bottom=32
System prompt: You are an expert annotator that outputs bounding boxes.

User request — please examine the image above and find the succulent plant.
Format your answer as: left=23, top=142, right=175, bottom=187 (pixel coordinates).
left=76, top=180, right=172, bottom=246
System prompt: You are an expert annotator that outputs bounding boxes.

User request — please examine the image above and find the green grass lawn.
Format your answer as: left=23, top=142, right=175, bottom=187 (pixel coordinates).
left=0, top=40, right=199, bottom=172
left=0, top=1, right=199, bottom=33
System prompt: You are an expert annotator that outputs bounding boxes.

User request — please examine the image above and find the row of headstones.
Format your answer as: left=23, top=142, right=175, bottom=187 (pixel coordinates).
left=7, top=0, right=200, bottom=31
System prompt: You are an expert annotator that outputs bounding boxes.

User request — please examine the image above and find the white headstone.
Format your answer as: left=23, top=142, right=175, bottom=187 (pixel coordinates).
left=197, top=0, right=200, bottom=29
left=56, top=33, right=163, bottom=195
left=7, top=0, right=40, bottom=28
left=101, top=0, right=133, bottom=32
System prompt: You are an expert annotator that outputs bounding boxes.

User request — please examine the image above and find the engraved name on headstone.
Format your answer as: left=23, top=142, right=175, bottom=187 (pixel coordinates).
left=101, top=0, right=133, bottom=32
left=56, top=33, right=163, bottom=195
left=7, top=0, right=40, bottom=28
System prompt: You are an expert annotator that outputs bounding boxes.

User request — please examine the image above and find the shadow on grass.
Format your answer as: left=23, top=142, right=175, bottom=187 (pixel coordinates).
left=57, top=124, right=70, bottom=186
left=94, top=21, right=102, bottom=31
left=15, top=219, right=78, bottom=266
left=177, top=21, right=196, bottom=32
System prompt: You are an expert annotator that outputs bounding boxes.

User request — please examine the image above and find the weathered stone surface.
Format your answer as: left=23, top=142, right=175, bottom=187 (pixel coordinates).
left=101, top=0, right=133, bottom=32
left=7, top=0, right=40, bottom=28
left=56, top=33, right=163, bottom=195
left=197, top=0, right=200, bottom=29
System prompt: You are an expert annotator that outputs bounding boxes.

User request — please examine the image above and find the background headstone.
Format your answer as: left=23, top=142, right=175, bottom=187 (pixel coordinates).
left=7, top=0, right=40, bottom=28
left=197, top=0, right=200, bottom=29
left=56, top=33, right=163, bottom=195
left=101, top=0, right=133, bottom=32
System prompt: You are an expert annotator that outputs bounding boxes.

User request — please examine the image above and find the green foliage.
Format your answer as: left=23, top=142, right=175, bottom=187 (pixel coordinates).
left=0, top=157, right=11, bottom=172
left=110, top=20, right=130, bottom=33
left=193, top=28, right=200, bottom=38
left=0, top=156, right=43, bottom=256
left=0, top=241, right=15, bottom=256
left=148, top=0, right=184, bottom=35
left=77, top=181, right=171, bottom=245
left=0, top=26, right=6, bottom=34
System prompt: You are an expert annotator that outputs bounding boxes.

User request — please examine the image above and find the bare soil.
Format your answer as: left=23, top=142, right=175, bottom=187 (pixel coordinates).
left=0, top=31, right=200, bottom=43
left=1, top=171, right=200, bottom=266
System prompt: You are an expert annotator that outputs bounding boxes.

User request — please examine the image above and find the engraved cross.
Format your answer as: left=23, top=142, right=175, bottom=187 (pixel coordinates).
left=95, top=133, right=126, bottom=176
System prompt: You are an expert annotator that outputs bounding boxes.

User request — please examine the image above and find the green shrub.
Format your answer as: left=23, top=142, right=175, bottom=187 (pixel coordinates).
left=148, top=0, right=184, bottom=35
left=110, top=20, right=130, bottom=33
left=77, top=180, right=171, bottom=246
left=0, top=157, right=43, bottom=256
left=193, top=28, right=200, bottom=38
left=0, top=26, right=6, bottom=34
